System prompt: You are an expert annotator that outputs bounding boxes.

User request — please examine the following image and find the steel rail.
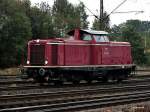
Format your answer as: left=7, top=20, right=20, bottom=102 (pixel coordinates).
left=0, top=80, right=33, bottom=85
left=1, top=75, right=150, bottom=91
left=137, top=69, right=150, bottom=72
left=1, top=83, right=150, bottom=108
left=1, top=90, right=150, bottom=112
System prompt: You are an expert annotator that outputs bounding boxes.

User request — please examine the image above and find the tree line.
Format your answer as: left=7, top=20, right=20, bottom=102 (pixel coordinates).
left=0, top=0, right=149, bottom=68
left=0, top=0, right=89, bottom=67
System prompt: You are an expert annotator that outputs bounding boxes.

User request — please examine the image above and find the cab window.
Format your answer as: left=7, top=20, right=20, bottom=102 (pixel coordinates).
left=81, top=34, right=92, bottom=41
left=93, top=35, right=109, bottom=42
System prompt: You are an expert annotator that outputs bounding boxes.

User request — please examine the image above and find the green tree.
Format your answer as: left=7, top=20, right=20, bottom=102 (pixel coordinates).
left=0, top=0, right=89, bottom=67
left=123, top=20, right=150, bottom=50
left=28, top=2, right=55, bottom=39
left=124, top=20, right=150, bottom=32
left=0, top=0, right=32, bottom=67
left=121, top=26, right=146, bottom=64
left=76, top=2, right=89, bottom=29
left=92, top=12, right=110, bottom=31
left=52, top=0, right=89, bottom=37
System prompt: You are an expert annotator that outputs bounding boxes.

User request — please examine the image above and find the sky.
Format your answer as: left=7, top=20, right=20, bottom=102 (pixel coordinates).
left=31, top=0, right=150, bottom=27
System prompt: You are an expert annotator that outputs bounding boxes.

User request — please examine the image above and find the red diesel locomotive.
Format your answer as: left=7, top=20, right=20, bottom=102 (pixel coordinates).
left=22, top=29, right=135, bottom=83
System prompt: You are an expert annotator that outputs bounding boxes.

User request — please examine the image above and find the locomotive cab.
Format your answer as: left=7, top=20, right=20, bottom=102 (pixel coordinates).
left=68, top=29, right=110, bottom=43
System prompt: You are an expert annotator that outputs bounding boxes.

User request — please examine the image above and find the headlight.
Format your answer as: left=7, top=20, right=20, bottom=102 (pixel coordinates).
left=45, top=60, right=48, bottom=65
left=36, top=39, right=40, bottom=43
left=27, top=60, right=30, bottom=64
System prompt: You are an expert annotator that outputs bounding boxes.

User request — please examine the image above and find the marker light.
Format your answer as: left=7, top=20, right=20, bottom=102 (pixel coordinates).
left=27, top=60, right=30, bottom=64
left=45, top=60, right=48, bottom=65
left=36, top=39, right=40, bottom=43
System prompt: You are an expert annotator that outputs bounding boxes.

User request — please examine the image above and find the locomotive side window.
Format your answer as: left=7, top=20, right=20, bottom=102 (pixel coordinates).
left=81, top=34, right=92, bottom=41
left=93, top=35, right=109, bottom=42
left=103, top=36, right=109, bottom=42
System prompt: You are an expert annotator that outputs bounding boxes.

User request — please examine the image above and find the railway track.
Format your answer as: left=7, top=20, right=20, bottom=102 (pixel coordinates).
left=1, top=84, right=150, bottom=111
left=0, top=70, right=150, bottom=112
left=1, top=74, right=150, bottom=96
left=1, top=91, right=150, bottom=112
left=0, top=80, right=32, bottom=85
left=1, top=74, right=150, bottom=89
left=0, top=70, right=150, bottom=111
left=0, top=75, right=22, bottom=82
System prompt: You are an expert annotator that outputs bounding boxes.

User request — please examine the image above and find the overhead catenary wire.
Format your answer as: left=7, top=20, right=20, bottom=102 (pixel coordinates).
left=77, top=0, right=128, bottom=21
left=77, top=0, right=99, bottom=19
left=104, top=0, right=128, bottom=20
left=113, top=11, right=144, bottom=14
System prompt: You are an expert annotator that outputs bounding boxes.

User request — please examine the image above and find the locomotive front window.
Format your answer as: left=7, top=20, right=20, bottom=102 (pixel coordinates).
left=93, top=35, right=109, bottom=42
left=81, top=34, right=92, bottom=41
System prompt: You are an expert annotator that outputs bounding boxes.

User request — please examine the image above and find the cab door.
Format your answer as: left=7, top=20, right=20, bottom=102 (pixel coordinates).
left=93, top=35, right=111, bottom=65
left=101, top=43, right=111, bottom=65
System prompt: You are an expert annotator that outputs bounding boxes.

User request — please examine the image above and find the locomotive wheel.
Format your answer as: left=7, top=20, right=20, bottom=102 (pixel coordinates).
left=101, top=77, right=108, bottom=82
left=34, top=75, right=46, bottom=84
left=37, top=78, right=45, bottom=83
left=87, top=80, right=92, bottom=84
left=86, top=79, right=92, bottom=84
left=117, top=78, right=123, bottom=83
left=54, top=80, right=63, bottom=85
left=72, top=80, right=80, bottom=84
left=116, top=73, right=126, bottom=83
left=116, top=75, right=125, bottom=83
left=71, top=74, right=80, bottom=84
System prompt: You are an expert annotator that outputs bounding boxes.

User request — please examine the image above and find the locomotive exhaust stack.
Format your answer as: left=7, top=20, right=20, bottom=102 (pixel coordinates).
left=22, top=29, right=136, bottom=83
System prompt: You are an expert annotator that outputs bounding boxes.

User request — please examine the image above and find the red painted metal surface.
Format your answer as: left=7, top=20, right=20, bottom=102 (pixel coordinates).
left=64, top=41, right=90, bottom=65
left=26, top=29, right=133, bottom=67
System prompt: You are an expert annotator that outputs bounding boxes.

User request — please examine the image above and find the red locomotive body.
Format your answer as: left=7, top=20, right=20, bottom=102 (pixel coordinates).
left=23, top=29, right=135, bottom=83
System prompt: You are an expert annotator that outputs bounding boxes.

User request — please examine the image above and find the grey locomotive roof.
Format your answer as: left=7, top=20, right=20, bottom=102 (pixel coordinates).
left=81, top=29, right=108, bottom=35
left=67, top=29, right=108, bottom=35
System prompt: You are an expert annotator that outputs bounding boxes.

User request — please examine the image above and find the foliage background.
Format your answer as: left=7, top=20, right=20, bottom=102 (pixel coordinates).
left=0, top=0, right=88, bottom=68
left=0, top=0, right=150, bottom=68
